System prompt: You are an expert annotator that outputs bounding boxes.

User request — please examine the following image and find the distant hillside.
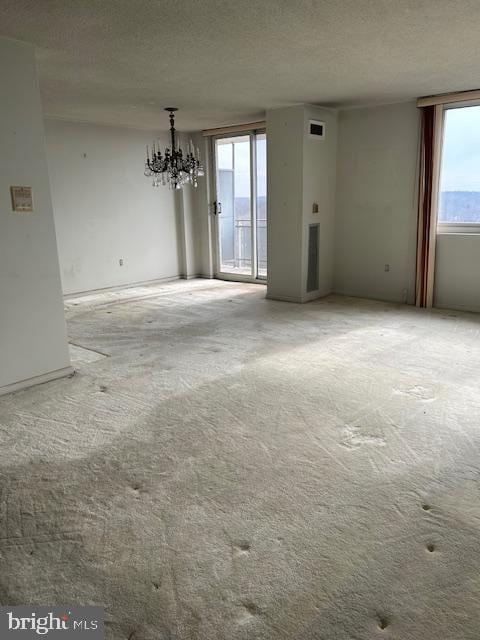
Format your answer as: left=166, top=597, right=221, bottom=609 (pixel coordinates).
left=231, top=192, right=480, bottom=223
left=239, top=192, right=480, bottom=223
left=439, top=191, right=480, bottom=222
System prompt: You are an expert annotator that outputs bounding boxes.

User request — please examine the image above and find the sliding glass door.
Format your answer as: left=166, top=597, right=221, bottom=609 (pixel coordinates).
left=213, top=130, right=266, bottom=280
left=256, top=133, right=267, bottom=277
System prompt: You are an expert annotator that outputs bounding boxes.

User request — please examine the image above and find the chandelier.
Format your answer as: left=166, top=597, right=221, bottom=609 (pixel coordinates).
left=144, top=108, right=204, bottom=189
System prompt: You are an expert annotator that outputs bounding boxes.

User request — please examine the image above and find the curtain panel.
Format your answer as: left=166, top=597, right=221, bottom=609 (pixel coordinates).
left=415, top=104, right=443, bottom=308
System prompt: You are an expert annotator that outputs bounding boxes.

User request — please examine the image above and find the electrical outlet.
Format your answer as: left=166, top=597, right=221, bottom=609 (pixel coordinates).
left=384, top=263, right=390, bottom=272
left=312, top=202, right=319, bottom=214
left=119, top=258, right=124, bottom=266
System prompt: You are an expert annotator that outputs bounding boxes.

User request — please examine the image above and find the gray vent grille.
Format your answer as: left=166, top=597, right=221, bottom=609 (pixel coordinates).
left=307, top=224, right=320, bottom=292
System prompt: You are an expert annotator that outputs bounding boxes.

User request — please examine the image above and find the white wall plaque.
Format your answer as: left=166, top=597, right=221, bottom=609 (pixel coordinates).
left=10, top=186, right=34, bottom=212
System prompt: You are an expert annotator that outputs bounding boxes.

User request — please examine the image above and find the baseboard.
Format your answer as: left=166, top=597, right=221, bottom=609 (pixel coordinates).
left=64, top=275, right=219, bottom=298
left=215, top=274, right=267, bottom=285
left=301, top=289, right=331, bottom=303
left=266, top=290, right=331, bottom=304
left=266, top=293, right=303, bottom=303
left=63, top=275, right=180, bottom=299
left=433, top=301, right=480, bottom=314
left=0, top=366, right=74, bottom=397
left=332, top=288, right=409, bottom=305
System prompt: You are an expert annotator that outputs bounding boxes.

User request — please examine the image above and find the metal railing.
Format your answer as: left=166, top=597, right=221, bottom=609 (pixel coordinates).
left=231, top=220, right=266, bottom=270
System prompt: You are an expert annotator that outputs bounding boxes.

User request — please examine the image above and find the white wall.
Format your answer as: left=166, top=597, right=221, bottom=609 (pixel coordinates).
left=45, top=119, right=180, bottom=294
left=334, top=102, right=420, bottom=303
left=266, top=105, right=337, bottom=302
left=266, top=106, right=305, bottom=301
left=301, top=106, right=337, bottom=298
left=176, top=132, right=212, bottom=279
left=45, top=103, right=479, bottom=314
left=0, top=38, right=70, bottom=391
left=191, top=134, right=213, bottom=278
left=434, top=233, right=480, bottom=312
left=202, top=101, right=480, bottom=314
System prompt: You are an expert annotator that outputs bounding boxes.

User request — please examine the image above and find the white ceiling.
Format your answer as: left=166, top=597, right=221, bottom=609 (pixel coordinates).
left=1, top=0, right=480, bottom=131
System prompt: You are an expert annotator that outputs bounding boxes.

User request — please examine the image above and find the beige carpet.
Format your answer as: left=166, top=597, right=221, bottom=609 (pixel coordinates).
left=1, top=279, right=480, bottom=639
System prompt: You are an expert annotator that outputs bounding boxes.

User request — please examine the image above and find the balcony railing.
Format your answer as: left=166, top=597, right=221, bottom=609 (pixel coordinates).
left=220, top=219, right=267, bottom=274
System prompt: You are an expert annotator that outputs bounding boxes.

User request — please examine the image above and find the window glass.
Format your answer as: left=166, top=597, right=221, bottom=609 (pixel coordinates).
left=439, top=105, right=480, bottom=223
left=256, top=133, right=267, bottom=277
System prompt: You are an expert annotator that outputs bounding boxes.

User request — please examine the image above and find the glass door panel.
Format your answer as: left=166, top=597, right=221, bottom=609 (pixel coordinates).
left=256, top=133, right=267, bottom=278
left=216, top=136, right=252, bottom=276
left=214, top=131, right=267, bottom=280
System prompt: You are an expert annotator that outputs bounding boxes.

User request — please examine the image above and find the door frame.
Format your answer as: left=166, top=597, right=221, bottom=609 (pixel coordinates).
left=210, top=128, right=266, bottom=284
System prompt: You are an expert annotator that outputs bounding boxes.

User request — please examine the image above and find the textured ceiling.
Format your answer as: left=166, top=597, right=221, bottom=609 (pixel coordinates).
left=1, top=0, right=480, bottom=131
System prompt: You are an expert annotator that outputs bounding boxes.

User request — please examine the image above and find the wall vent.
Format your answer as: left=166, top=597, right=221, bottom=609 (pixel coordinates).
left=309, top=119, right=325, bottom=139
left=307, top=224, right=320, bottom=292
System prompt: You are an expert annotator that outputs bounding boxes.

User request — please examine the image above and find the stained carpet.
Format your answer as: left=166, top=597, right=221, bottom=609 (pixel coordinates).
left=1, top=279, right=479, bottom=639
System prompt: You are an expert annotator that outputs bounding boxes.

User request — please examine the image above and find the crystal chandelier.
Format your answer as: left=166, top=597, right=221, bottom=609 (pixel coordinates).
left=144, top=108, right=204, bottom=189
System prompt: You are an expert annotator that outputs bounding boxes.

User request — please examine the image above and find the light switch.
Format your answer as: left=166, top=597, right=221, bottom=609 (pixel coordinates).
left=312, top=202, right=319, bottom=214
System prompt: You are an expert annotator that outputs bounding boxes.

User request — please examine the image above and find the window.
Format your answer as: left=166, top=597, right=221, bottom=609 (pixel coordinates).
left=438, top=105, right=480, bottom=230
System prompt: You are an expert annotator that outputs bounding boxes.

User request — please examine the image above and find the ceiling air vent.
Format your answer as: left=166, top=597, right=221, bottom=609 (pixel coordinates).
left=309, top=119, right=325, bottom=139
